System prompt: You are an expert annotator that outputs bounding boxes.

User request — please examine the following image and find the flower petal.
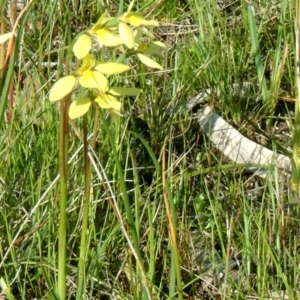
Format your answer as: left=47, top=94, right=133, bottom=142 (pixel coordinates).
left=77, top=53, right=96, bottom=74
left=90, top=12, right=113, bottom=32
left=49, top=76, right=76, bottom=101
left=119, top=12, right=158, bottom=27
left=119, top=22, right=134, bottom=49
left=137, top=53, right=163, bottom=70
left=95, top=94, right=121, bottom=110
left=79, top=71, right=108, bottom=91
left=109, top=87, right=142, bottom=96
left=95, top=29, right=123, bottom=47
left=73, top=34, right=92, bottom=59
left=95, top=62, right=130, bottom=75
left=69, top=97, right=92, bottom=119
left=0, top=32, right=13, bottom=44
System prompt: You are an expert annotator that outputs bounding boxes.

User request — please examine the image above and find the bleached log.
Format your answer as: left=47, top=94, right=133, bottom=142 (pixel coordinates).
left=197, top=106, right=292, bottom=177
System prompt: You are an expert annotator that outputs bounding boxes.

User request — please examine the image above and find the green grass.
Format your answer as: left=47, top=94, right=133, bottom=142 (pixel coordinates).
left=0, top=0, right=299, bottom=299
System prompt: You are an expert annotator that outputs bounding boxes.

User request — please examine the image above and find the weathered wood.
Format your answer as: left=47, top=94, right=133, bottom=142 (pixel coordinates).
left=197, top=106, right=292, bottom=177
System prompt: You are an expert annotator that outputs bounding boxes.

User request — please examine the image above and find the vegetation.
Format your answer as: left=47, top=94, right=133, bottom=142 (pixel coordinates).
left=0, top=0, right=299, bottom=299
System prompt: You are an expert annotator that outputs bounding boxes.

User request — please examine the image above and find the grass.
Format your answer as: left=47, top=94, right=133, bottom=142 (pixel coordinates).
left=0, top=0, right=300, bottom=299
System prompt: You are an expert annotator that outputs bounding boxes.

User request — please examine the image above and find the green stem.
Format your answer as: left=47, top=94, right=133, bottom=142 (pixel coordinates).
left=57, top=6, right=72, bottom=298
left=292, top=104, right=300, bottom=187
left=76, top=111, right=99, bottom=299
left=293, top=0, right=300, bottom=190
left=58, top=85, right=70, bottom=300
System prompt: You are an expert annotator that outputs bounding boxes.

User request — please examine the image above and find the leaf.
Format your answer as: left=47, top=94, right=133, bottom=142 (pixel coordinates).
left=95, top=94, right=121, bottom=110
left=143, top=41, right=166, bottom=55
left=73, top=34, right=92, bottom=59
left=0, top=32, right=13, bottom=44
left=95, top=62, right=130, bottom=75
left=95, top=29, right=123, bottom=47
left=49, top=76, right=76, bottom=101
left=137, top=53, right=163, bottom=70
left=79, top=71, right=108, bottom=92
left=119, top=22, right=134, bottom=49
left=138, top=26, right=155, bottom=40
left=109, top=87, right=142, bottom=96
left=69, top=97, right=92, bottom=119
left=133, top=28, right=143, bottom=43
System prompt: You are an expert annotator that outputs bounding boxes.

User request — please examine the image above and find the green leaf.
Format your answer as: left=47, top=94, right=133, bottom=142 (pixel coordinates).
left=119, top=22, right=134, bottom=49
left=95, top=94, right=121, bottom=110
left=69, top=97, right=92, bottom=119
left=95, top=62, right=130, bottom=75
left=73, top=34, right=92, bottom=59
left=0, top=32, right=13, bottom=44
left=143, top=41, right=166, bottom=55
left=79, top=71, right=108, bottom=91
left=49, top=76, right=76, bottom=101
left=109, top=87, right=142, bottom=96
left=137, top=53, right=163, bottom=70
left=133, top=28, right=143, bottom=44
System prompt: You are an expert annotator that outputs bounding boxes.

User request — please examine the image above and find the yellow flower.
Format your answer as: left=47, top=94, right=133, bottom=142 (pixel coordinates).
left=77, top=53, right=96, bottom=74
left=68, top=89, right=121, bottom=119
left=94, top=84, right=142, bottom=113
left=95, top=93, right=121, bottom=111
left=68, top=86, right=142, bottom=119
left=88, top=12, right=123, bottom=47
left=133, top=28, right=165, bottom=55
left=118, top=12, right=158, bottom=27
left=49, top=54, right=100, bottom=102
left=68, top=92, right=123, bottom=119
left=132, top=28, right=165, bottom=70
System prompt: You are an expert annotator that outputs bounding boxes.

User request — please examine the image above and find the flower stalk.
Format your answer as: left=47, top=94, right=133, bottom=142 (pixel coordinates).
left=57, top=61, right=71, bottom=300
left=292, top=0, right=300, bottom=190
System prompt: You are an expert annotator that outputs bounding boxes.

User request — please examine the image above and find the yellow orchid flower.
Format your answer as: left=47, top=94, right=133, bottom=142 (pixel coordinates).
left=95, top=93, right=121, bottom=111
left=132, top=28, right=165, bottom=70
left=94, top=85, right=141, bottom=112
left=49, top=54, right=97, bottom=102
left=118, top=12, right=158, bottom=27
left=68, top=85, right=141, bottom=119
left=77, top=53, right=96, bottom=74
left=88, top=12, right=123, bottom=47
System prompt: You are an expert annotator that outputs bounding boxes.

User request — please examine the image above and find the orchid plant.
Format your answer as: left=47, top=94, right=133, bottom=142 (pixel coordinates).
left=48, top=2, right=165, bottom=299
